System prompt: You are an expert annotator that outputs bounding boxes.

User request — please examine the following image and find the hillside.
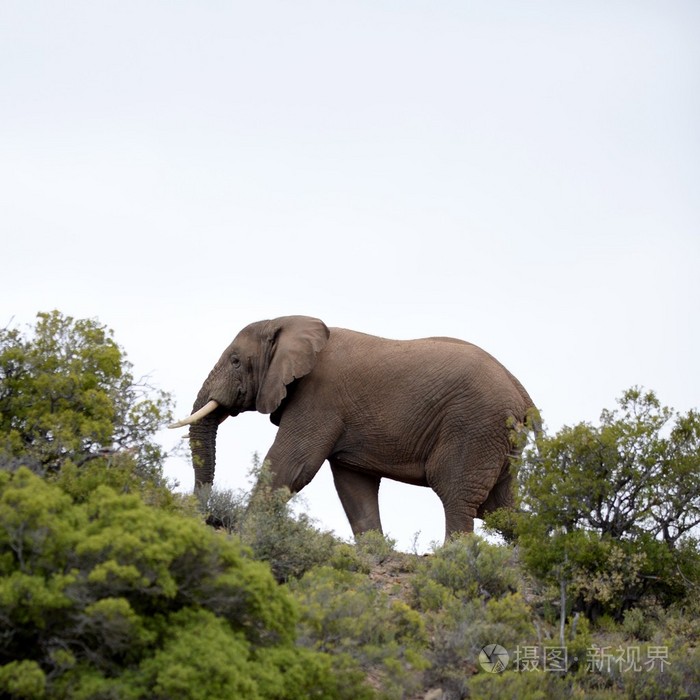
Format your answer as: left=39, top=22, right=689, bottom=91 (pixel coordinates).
left=191, top=466, right=700, bottom=700
left=2, top=312, right=698, bottom=699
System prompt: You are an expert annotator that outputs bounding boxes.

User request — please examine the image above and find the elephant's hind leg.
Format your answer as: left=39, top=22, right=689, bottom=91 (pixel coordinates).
left=330, top=461, right=383, bottom=537
left=440, top=497, right=478, bottom=540
left=476, top=462, right=514, bottom=519
left=427, top=445, right=507, bottom=540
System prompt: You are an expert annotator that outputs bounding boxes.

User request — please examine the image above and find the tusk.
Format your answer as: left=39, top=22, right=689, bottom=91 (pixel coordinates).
left=168, top=400, right=220, bottom=429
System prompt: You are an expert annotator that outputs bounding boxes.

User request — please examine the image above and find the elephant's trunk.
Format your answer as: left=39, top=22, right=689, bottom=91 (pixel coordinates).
left=182, top=386, right=226, bottom=490
left=189, top=416, right=219, bottom=488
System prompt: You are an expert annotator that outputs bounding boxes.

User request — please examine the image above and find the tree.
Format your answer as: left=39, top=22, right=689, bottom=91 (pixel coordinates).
left=503, top=388, right=700, bottom=620
left=0, top=311, right=173, bottom=480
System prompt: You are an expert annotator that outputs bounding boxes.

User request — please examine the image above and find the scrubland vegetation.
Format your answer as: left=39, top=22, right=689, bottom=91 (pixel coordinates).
left=1, top=312, right=699, bottom=699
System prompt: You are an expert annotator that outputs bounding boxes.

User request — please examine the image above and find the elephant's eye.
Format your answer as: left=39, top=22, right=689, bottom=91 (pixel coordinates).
left=230, top=355, right=241, bottom=368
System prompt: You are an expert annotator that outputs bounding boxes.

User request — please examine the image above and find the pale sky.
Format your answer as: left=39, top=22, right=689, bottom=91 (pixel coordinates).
left=2, top=1, right=698, bottom=550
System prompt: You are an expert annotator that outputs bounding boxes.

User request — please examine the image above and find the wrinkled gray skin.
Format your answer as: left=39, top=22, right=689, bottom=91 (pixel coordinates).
left=185, top=316, right=535, bottom=541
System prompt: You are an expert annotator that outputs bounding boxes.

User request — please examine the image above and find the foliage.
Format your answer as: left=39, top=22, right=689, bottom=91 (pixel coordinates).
left=498, top=388, right=700, bottom=621
left=466, top=670, right=582, bottom=700
left=0, top=465, right=370, bottom=699
left=290, top=565, right=429, bottom=699
left=405, top=536, right=536, bottom=698
left=424, top=594, right=533, bottom=698
left=0, top=660, right=46, bottom=699
left=410, top=534, right=520, bottom=611
left=0, top=311, right=174, bottom=481
left=201, top=467, right=406, bottom=584
left=199, top=458, right=342, bottom=583
left=621, top=607, right=656, bottom=641
left=619, top=641, right=700, bottom=700
left=353, top=530, right=398, bottom=568
left=520, top=388, right=700, bottom=544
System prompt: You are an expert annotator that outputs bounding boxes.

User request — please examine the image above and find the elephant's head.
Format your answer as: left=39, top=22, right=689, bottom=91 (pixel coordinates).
left=170, top=316, right=329, bottom=489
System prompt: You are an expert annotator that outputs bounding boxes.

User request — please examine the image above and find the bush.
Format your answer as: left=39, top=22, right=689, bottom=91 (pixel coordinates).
left=0, top=660, right=47, bottom=699
left=410, top=534, right=519, bottom=611
left=354, top=530, right=397, bottom=567
left=198, top=462, right=342, bottom=583
left=406, top=537, right=536, bottom=698
left=290, top=566, right=430, bottom=699
left=423, top=593, right=536, bottom=698
left=0, top=466, right=372, bottom=699
left=467, top=670, right=581, bottom=700
left=618, top=642, right=700, bottom=700
left=621, top=607, right=657, bottom=642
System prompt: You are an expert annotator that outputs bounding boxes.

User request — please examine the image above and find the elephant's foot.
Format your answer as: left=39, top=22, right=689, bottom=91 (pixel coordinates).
left=443, top=505, right=477, bottom=541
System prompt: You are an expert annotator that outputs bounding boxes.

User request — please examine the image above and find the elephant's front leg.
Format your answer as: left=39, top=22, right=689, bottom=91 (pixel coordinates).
left=330, top=460, right=383, bottom=537
left=263, top=424, right=338, bottom=494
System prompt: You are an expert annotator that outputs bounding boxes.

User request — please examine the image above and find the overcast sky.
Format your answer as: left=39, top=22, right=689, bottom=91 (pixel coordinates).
left=2, top=1, right=698, bottom=550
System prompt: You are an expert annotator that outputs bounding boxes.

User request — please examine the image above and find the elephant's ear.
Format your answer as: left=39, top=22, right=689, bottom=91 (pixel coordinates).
left=256, top=316, right=330, bottom=414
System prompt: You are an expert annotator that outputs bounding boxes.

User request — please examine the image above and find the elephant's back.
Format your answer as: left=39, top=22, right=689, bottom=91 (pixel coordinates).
left=323, top=327, right=533, bottom=412
left=422, top=334, right=535, bottom=410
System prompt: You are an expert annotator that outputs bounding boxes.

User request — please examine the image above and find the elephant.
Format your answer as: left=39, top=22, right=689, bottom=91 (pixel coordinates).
left=170, top=315, right=535, bottom=541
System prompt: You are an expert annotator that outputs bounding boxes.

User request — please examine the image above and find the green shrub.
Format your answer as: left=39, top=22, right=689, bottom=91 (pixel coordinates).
left=0, top=660, right=47, bottom=699
left=486, top=592, right=536, bottom=643
left=619, top=642, right=700, bottom=700
left=197, top=483, right=247, bottom=533
left=621, top=607, right=657, bottom=642
left=200, top=463, right=342, bottom=583
left=290, top=566, right=429, bottom=699
left=663, top=603, right=700, bottom=644
left=423, top=592, right=536, bottom=698
left=575, top=638, right=700, bottom=700
left=466, top=669, right=615, bottom=700
left=410, top=534, right=519, bottom=611
left=0, top=467, right=372, bottom=699
left=328, top=542, right=371, bottom=574
left=354, top=530, right=397, bottom=567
